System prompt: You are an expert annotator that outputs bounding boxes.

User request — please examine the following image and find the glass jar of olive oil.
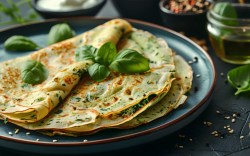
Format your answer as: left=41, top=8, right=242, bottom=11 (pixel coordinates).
left=207, top=2, right=250, bottom=64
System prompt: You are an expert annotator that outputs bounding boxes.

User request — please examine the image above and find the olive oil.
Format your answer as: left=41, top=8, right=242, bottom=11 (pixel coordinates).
left=209, top=34, right=250, bottom=64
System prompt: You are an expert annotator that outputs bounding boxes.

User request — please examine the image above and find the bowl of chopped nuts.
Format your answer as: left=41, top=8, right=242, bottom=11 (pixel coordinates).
left=159, top=0, right=212, bottom=37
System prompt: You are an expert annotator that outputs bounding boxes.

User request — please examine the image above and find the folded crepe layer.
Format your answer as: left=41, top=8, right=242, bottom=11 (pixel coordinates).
left=38, top=55, right=192, bottom=136
left=0, top=19, right=132, bottom=123
left=10, top=28, right=176, bottom=133
left=117, top=55, right=193, bottom=128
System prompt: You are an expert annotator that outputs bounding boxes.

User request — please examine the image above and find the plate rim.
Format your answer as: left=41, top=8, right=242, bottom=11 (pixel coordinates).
left=0, top=17, right=216, bottom=146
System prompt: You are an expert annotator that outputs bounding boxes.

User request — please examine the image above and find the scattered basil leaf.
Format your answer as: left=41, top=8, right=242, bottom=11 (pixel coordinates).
left=75, top=45, right=97, bottom=62
left=110, top=49, right=150, bottom=74
left=21, top=60, right=48, bottom=84
left=4, top=35, right=39, bottom=51
left=95, top=42, right=117, bottom=65
left=227, top=64, right=250, bottom=95
left=48, top=23, right=75, bottom=45
left=88, top=63, right=110, bottom=82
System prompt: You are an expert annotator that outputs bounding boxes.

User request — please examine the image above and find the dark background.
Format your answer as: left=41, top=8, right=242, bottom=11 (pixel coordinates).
left=0, top=1, right=250, bottom=156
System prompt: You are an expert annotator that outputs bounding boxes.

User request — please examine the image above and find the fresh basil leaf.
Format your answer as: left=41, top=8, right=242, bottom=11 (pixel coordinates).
left=21, top=60, right=49, bottom=84
left=88, top=63, right=110, bottom=82
left=227, top=64, right=250, bottom=95
left=95, top=42, right=117, bottom=65
left=4, top=35, right=39, bottom=51
left=75, top=45, right=97, bottom=62
left=48, top=23, right=75, bottom=45
left=110, top=49, right=150, bottom=74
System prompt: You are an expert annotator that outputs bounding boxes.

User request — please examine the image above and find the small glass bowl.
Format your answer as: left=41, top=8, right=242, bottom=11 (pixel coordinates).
left=207, top=2, right=250, bottom=64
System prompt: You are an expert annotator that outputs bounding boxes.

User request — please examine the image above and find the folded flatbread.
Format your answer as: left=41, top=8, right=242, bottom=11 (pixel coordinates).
left=0, top=19, right=132, bottom=123
left=0, top=19, right=193, bottom=136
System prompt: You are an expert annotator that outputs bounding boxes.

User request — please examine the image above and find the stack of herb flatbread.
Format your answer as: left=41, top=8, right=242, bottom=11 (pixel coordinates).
left=0, top=19, right=192, bottom=136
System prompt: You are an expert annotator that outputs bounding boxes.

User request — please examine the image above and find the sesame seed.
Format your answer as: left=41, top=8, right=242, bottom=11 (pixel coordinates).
left=83, top=139, right=88, bottom=142
left=233, top=113, right=237, bottom=117
left=179, top=145, right=184, bottom=148
left=8, top=132, right=13, bottom=135
left=220, top=73, right=224, bottom=77
left=26, top=132, right=30, bottom=135
left=189, top=138, right=193, bottom=142
left=216, top=110, right=221, bottom=114
left=229, top=129, right=234, bottom=134
left=226, top=125, right=230, bottom=128
left=224, top=126, right=227, bottom=129
left=240, top=136, right=244, bottom=139
left=227, top=127, right=231, bottom=131
left=211, top=131, right=218, bottom=135
left=52, top=140, right=58, bottom=142
left=225, top=116, right=230, bottom=119
left=36, top=139, right=40, bottom=141
left=188, top=61, right=193, bottom=64
left=206, top=122, right=212, bottom=126
left=178, top=134, right=185, bottom=138
left=231, top=118, right=236, bottom=123
left=214, top=133, right=219, bottom=137
left=14, top=129, right=19, bottom=134
left=196, top=74, right=201, bottom=78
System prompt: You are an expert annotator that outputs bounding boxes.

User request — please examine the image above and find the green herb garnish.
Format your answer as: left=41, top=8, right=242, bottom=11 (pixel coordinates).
left=21, top=60, right=48, bottom=84
left=227, top=64, right=250, bottom=95
left=88, top=63, right=110, bottom=82
left=75, top=42, right=150, bottom=82
left=75, top=45, right=97, bottom=62
left=4, top=35, right=39, bottom=51
left=48, top=23, right=75, bottom=45
left=4, top=118, right=8, bottom=124
left=95, top=42, right=117, bottom=66
left=110, top=49, right=150, bottom=74
left=0, top=0, right=40, bottom=26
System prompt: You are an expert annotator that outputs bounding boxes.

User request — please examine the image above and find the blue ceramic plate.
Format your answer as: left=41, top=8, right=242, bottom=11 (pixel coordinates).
left=0, top=18, right=216, bottom=155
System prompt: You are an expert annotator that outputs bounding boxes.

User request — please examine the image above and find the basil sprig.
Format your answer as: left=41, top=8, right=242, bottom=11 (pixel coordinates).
left=4, top=35, right=39, bottom=51
left=21, top=60, right=48, bottom=84
left=227, top=64, right=250, bottom=95
left=75, top=42, right=150, bottom=82
left=48, top=23, right=75, bottom=45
